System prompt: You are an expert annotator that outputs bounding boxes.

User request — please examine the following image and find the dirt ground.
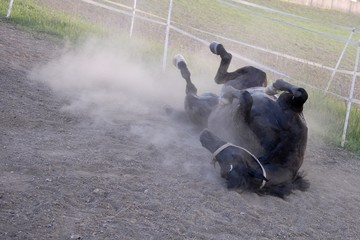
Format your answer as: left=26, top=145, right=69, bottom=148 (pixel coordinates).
left=1, top=3, right=360, bottom=239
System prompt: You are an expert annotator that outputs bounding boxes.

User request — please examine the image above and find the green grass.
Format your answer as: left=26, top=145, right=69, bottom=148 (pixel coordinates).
left=305, top=91, right=360, bottom=154
left=132, top=0, right=360, bottom=69
left=250, top=0, right=360, bottom=29
left=1, top=0, right=359, bottom=153
left=0, top=0, right=107, bottom=41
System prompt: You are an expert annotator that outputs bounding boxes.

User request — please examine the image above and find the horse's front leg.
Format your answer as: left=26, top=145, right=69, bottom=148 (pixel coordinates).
left=266, top=79, right=308, bottom=110
left=266, top=79, right=305, bottom=98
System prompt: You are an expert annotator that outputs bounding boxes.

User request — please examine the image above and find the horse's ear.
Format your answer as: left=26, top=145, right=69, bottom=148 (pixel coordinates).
left=235, top=91, right=253, bottom=124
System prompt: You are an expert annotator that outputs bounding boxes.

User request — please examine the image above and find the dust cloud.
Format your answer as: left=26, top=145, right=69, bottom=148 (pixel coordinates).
left=29, top=38, right=221, bottom=176
left=29, top=38, right=199, bottom=148
left=31, top=38, right=187, bottom=121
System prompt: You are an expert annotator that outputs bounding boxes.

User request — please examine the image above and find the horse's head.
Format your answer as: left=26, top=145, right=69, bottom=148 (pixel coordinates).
left=200, top=129, right=266, bottom=189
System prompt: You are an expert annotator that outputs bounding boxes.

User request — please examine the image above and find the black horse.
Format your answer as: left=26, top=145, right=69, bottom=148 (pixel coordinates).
left=173, top=42, right=309, bottom=198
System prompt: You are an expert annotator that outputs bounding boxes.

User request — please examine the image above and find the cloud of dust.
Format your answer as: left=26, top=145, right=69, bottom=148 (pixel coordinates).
left=30, top=38, right=187, bottom=124
left=30, top=38, right=223, bottom=180
left=304, top=110, right=329, bottom=148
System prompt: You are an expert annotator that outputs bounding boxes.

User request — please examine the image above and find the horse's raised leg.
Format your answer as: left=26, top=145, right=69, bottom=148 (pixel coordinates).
left=210, top=42, right=267, bottom=89
left=210, top=42, right=234, bottom=84
left=266, top=79, right=308, bottom=111
left=173, top=54, right=197, bottom=95
left=173, top=55, right=219, bottom=127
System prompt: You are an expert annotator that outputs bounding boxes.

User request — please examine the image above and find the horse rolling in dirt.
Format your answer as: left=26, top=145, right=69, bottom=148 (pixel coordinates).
left=173, top=42, right=309, bottom=198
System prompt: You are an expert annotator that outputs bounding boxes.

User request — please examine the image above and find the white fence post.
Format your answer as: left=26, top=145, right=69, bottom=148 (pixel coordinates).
left=341, top=40, right=360, bottom=147
left=162, top=0, right=173, bottom=72
left=129, top=0, right=137, bottom=37
left=6, top=0, right=14, bottom=18
left=325, top=29, right=355, bottom=92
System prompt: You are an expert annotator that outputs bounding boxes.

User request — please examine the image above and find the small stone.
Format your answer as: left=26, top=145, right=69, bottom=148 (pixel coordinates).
left=93, top=188, right=107, bottom=197
left=70, top=234, right=81, bottom=240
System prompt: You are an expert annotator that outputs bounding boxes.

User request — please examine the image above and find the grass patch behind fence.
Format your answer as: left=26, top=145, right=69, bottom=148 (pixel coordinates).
left=170, top=0, right=360, bottom=70
left=0, top=0, right=107, bottom=41
left=1, top=0, right=359, bottom=153
left=305, top=91, right=360, bottom=154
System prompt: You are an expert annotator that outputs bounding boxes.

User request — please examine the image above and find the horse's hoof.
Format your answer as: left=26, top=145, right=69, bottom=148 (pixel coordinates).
left=219, top=97, right=231, bottom=105
left=210, top=42, right=228, bottom=58
left=265, top=84, right=279, bottom=96
left=209, top=41, right=220, bottom=55
left=173, top=54, right=187, bottom=69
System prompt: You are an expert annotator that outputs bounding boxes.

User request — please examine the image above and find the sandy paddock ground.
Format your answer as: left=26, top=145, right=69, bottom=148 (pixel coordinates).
left=1, top=2, right=360, bottom=239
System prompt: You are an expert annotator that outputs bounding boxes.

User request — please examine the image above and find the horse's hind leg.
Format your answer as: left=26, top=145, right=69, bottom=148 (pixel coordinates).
left=173, top=54, right=217, bottom=127
left=173, top=54, right=197, bottom=95
left=210, top=42, right=267, bottom=89
left=210, top=42, right=235, bottom=84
